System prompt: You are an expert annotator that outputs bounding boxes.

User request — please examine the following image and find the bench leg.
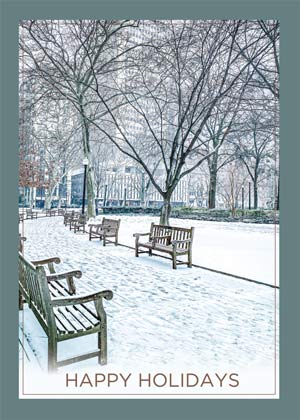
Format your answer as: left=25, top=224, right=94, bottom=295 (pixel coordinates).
left=188, top=249, right=192, bottom=268
left=19, top=291, right=24, bottom=310
left=48, top=338, right=57, bottom=372
left=135, top=237, right=139, bottom=257
left=98, top=326, right=107, bottom=365
left=172, top=252, right=177, bottom=269
left=103, top=235, right=106, bottom=246
left=149, top=248, right=152, bottom=256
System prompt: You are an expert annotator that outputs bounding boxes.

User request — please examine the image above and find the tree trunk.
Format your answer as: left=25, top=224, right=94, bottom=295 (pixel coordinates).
left=140, top=172, right=146, bottom=207
left=86, top=166, right=96, bottom=218
left=29, top=187, right=35, bottom=209
left=26, top=188, right=29, bottom=207
left=45, top=182, right=58, bottom=210
left=160, top=195, right=171, bottom=225
left=44, top=191, right=52, bottom=210
left=253, top=179, right=258, bottom=209
left=208, top=151, right=218, bottom=209
left=230, top=203, right=236, bottom=217
left=57, top=184, right=62, bottom=209
left=208, top=173, right=217, bottom=209
left=80, top=104, right=96, bottom=219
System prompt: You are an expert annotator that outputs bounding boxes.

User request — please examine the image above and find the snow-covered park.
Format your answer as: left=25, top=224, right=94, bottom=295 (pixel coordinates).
left=18, top=19, right=280, bottom=397
left=117, top=215, right=279, bottom=286
left=19, top=215, right=279, bottom=378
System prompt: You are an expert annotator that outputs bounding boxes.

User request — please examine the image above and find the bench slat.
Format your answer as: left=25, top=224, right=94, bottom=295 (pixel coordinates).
left=53, top=313, right=68, bottom=334
left=179, top=230, right=184, bottom=248
left=53, top=308, right=76, bottom=333
left=57, top=307, right=84, bottom=333
left=50, top=282, right=99, bottom=327
left=49, top=281, right=100, bottom=326
left=48, top=282, right=99, bottom=331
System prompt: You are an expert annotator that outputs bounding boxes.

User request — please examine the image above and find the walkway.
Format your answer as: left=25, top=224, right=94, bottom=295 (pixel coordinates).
left=19, top=217, right=278, bottom=372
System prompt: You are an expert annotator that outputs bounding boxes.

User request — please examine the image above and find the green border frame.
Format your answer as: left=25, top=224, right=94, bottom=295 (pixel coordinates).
left=0, top=0, right=299, bottom=419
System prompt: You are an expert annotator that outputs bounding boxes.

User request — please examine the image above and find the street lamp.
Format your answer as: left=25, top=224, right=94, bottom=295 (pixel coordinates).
left=82, top=157, right=88, bottom=215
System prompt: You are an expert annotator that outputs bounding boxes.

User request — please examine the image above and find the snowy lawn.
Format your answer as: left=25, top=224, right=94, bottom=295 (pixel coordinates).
left=20, top=216, right=278, bottom=373
left=115, top=215, right=279, bottom=285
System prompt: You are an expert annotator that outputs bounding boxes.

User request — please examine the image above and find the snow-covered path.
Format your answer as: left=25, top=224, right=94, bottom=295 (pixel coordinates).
left=20, top=216, right=278, bottom=373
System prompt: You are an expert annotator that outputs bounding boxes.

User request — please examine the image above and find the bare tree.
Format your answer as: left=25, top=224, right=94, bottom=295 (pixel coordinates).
left=89, top=20, right=255, bottom=224
left=201, top=98, right=245, bottom=209
left=235, top=20, right=279, bottom=99
left=19, top=19, right=139, bottom=217
left=19, top=19, right=279, bottom=220
left=91, top=141, right=115, bottom=208
left=32, top=99, right=81, bottom=209
left=235, top=20, right=280, bottom=209
left=218, top=161, right=248, bottom=216
left=19, top=74, right=49, bottom=208
left=232, top=105, right=276, bottom=208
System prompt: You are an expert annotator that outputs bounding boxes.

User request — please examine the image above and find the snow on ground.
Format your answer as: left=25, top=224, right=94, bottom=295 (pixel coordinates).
left=112, top=214, right=278, bottom=285
left=20, top=216, right=278, bottom=373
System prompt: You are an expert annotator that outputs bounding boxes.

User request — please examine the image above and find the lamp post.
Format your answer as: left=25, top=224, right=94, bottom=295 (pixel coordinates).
left=82, top=157, right=88, bottom=215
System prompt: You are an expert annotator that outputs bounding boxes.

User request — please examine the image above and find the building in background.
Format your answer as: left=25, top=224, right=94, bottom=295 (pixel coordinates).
left=66, top=164, right=189, bottom=208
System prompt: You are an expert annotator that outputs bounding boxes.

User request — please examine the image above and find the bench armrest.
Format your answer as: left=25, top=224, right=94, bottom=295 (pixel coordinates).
left=133, top=232, right=150, bottom=238
left=51, top=290, right=113, bottom=307
left=32, top=257, right=61, bottom=266
left=46, top=270, right=82, bottom=282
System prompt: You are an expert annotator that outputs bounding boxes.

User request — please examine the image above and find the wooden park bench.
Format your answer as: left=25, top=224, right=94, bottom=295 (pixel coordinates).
left=63, top=210, right=77, bottom=226
left=70, top=214, right=87, bottom=233
left=57, top=208, right=65, bottom=216
left=89, top=218, right=121, bottom=246
left=46, top=209, right=57, bottom=217
left=26, top=209, right=38, bottom=219
left=133, top=222, right=195, bottom=269
left=18, top=252, right=113, bottom=372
